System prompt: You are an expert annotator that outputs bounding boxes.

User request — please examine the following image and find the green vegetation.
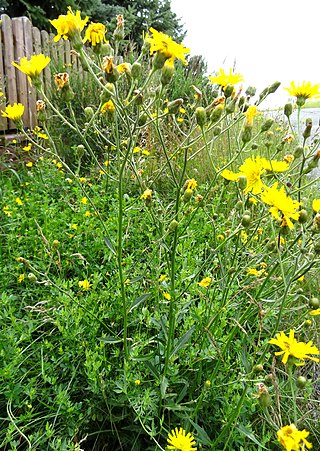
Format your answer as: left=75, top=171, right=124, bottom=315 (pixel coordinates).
left=0, top=10, right=320, bottom=451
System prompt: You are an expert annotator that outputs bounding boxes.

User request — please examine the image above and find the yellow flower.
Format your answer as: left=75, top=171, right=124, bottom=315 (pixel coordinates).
left=12, top=54, right=50, bottom=86
left=23, top=143, right=32, bottom=151
left=220, top=168, right=240, bottom=181
left=284, top=80, right=320, bottom=105
left=49, top=7, right=89, bottom=43
left=83, top=22, right=106, bottom=46
left=310, top=308, right=320, bottom=316
left=185, top=178, right=197, bottom=190
left=247, top=268, right=265, bottom=277
left=140, top=189, right=152, bottom=201
left=262, top=159, right=289, bottom=172
left=80, top=197, right=88, bottom=205
left=283, top=154, right=294, bottom=163
left=269, top=329, right=319, bottom=365
left=134, top=379, right=141, bottom=385
left=26, top=161, right=33, bottom=168
left=217, top=234, right=224, bottom=240
left=167, top=427, right=197, bottom=451
left=159, top=274, right=169, bottom=282
left=277, top=424, right=312, bottom=451
left=261, top=182, right=300, bottom=229
left=18, top=274, right=25, bottom=283
left=312, top=198, right=320, bottom=212
left=71, top=223, right=78, bottom=229
left=101, top=100, right=115, bottom=113
left=0, top=89, right=3, bottom=97
left=117, top=63, right=131, bottom=74
left=208, top=68, right=244, bottom=88
left=3, top=206, right=12, bottom=216
left=163, top=291, right=171, bottom=300
left=1, top=102, right=24, bottom=122
left=78, top=279, right=92, bottom=290
left=146, top=27, right=190, bottom=65
left=244, top=105, right=259, bottom=127
left=239, top=156, right=266, bottom=194
left=84, top=211, right=91, bottom=217
left=15, top=197, right=23, bottom=205
left=198, top=277, right=212, bottom=288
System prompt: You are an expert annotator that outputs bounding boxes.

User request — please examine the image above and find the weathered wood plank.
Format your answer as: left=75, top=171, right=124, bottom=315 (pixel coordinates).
left=23, top=16, right=36, bottom=129
left=0, top=17, right=8, bottom=130
left=1, top=14, right=17, bottom=129
left=65, top=40, right=71, bottom=68
left=41, top=30, right=51, bottom=94
left=12, top=17, right=29, bottom=126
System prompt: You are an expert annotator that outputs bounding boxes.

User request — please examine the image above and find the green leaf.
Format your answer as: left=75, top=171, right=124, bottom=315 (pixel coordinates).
left=236, top=424, right=268, bottom=449
left=129, top=293, right=150, bottom=313
left=188, top=419, right=212, bottom=446
left=103, top=236, right=116, bottom=255
left=99, top=336, right=122, bottom=344
left=171, top=326, right=195, bottom=358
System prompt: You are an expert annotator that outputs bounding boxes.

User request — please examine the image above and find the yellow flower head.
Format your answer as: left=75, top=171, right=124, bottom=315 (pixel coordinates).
left=262, top=158, right=289, bottom=172
left=244, top=105, right=259, bottom=127
left=261, top=182, right=300, bottom=229
left=140, top=189, right=152, bottom=201
left=78, top=279, right=92, bottom=290
left=50, top=7, right=89, bottom=43
left=184, top=178, right=197, bottom=191
left=36, top=100, right=46, bottom=111
left=269, top=329, right=319, bottom=365
left=310, top=308, right=320, bottom=316
left=146, top=28, right=190, bottom=65
left=284, top=80, right=320, bottom=104
left=12, top=54, right=51, bottom=86
left=54, top=72, right=69, bottom=90
left=1, top=102, right=24, bottom=122
left=312, top=198, right=320, bottom=212
left=208, top=68, right=244, bottom=88
left=167, top=427, right=197, bottom=451
left=220, top=168, right=241, bottom=182
left=101, top=100, right=115, bottom=113
left=239, top=156, right=266, bottom=195
left=277, top=424, right=312, bottom=451
left=198, top=277, right=212, bottom=288
left=117, top=63, right=132, bottom=74
left=83, top=22, right=106, bottom=46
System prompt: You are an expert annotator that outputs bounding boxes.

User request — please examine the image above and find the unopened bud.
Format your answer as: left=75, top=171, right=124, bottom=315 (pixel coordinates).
left=303, top=118, right=312, bottom=139
left=161, top=62, right=175, bottom=85
left=268, top=81, right=281, bottom=94
left=296, top=376, right=307, bottom=389
left=298, top=209, right=308, bottom=224
left=238, top=175, right=247, bottom=190
left=131, top=62, right=142, bottom=79
left=245, top=86, right=256, bottom=97
left=241, top=214, right=251, bottom=227
left=213, top=126, right=221, bottom=136
left=28, top=273, right=37, bottom=283
left=241, top=125, right=252, bottom=144
left=225, top=98, right=236, bottom=114
left=260, top=118, right=274, bottom=132
left=257, top=383, right=272, bottom=408
left=168, top=219, right=179, bottom=232
left=77, top=144, right=85, bottom=159
left=84, top=106, right=94, bottom=120
left=183, top=188, right=193, bottom=202
left=210, top=105, right=224, bottom=123
left=294, top=146, right=304, bottom=158
left=167, top=98, right=183, bottom=115
left=224, top=85, right=234, bottom=98
left=284, top=103, right=293, bottom=118
left=195, top=107, right=207, bottom=127
left=138, top=113, right=148, bottom=126
left=152, top=51, right=167, bottom=70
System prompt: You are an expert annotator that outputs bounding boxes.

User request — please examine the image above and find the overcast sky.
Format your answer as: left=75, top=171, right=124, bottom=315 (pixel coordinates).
left=170, top=0, right=320, bottom=106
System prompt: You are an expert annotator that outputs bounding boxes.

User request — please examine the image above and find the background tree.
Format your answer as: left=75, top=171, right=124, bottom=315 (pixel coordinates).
left=0, top=0, right=185, bottom=46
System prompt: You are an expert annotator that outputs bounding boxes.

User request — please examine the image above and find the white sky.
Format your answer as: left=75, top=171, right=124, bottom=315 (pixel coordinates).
left=170, top=0, right=320, bottom=107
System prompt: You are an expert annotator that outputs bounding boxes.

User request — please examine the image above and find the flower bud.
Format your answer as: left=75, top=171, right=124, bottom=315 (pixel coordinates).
left=241, top=214, right=251, bottom=227
left=210, top=105, right=224, bottom=123
left=253, top=364, right=264, bottom=373
left=84, top=106, right=94, bottom=120
left=257, top=383, right=272, bottom=408
left=138, top=113, right=148, bottom=127
left=152, top=51, right=167, bottom=70
left=258, top=87, right=269, bottom=101
left=303, top=118, right=312, bottom=139
left=183, top=188, right=193, bottom=203
left=293, top=146, right=303, bottom=158
left=260, top=118, right=274, bottom=132
left=213, top=126, right=221, bottom=136
left=238, top=175, right=247, bottom=190
left=161, top=62, right=175, bottom=86
left=241, top=125, right=252, bottom=144
left=268, top=81, right=281, bottom=94
left=131, top=62, right=142, bottom=79
left=245, top=86, right=256, bottom=97
left=224, top=85, right=234, bottom=98
left=251, top=142, right=258, bottom=150
left=309, top=297, right=320, bottom=309
left=195, top=107, right=207, bottom=127
left=77, top=144, right=85, bottom=159
left=298, top=209, right=308, bottom=224
left=313, top=239, right=320, bottom=254
left=225, top=98, right=236, bottom=114
left=100, top=42, right=114, bottom=57
left=28, top=273, right=37, bottom=283
left=168, top=219, right=179, bottom=232
left=113, top=14, right=125, bottom=41
left=296, top=376, right=307, bottom=389
left=167, top=98, right=183, bottom=115
left=284, top=103, right=293, bottom=118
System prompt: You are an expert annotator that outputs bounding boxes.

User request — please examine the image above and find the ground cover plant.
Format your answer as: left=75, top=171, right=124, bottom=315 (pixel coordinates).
left=1, top=8, right=320, bottom=451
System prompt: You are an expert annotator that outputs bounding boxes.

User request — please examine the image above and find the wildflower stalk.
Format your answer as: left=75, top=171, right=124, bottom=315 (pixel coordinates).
left=288, top=364, right=298, bottom=424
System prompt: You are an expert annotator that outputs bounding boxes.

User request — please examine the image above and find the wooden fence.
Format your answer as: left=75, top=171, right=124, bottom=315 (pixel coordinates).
left=0, top=14, right=82, bottom=133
